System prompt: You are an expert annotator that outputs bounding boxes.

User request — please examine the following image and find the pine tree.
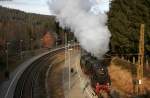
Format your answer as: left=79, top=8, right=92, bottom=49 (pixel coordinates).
left=108, top=0, right=150, bottom=56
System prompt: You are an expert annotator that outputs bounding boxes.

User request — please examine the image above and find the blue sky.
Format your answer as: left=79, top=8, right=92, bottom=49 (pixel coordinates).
left=0, top=0, right=109, bottom=15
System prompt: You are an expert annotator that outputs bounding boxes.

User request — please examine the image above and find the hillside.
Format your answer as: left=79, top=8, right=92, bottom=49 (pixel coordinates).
left=0, top=6, right=58, bottom=45
left=0, top=6, right=59, bottom=70
left=0, top=6, right=57, bottom=42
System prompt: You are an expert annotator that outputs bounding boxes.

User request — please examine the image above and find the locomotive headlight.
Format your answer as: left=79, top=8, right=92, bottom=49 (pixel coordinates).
left=69, top=48, right=73, bottom=51
left=107, top=83, right=109, bottom=86
left=99, top=68, right=104, bottom=71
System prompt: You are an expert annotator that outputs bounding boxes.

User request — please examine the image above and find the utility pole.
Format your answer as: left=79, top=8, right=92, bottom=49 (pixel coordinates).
left=135, top=24, right=145, bottom=95
left=5, top=42, right=10, bottom=79
left=6, top=42, right=10, bottom=71
left=68, top=41, right=71, bottom=90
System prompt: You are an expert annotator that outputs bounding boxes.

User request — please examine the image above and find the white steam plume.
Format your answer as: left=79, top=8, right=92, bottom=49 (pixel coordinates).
left=49, top=0, right=111, bottom=58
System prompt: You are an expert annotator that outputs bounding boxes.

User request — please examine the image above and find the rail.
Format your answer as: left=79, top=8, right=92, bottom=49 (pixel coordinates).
left=5, top=44, right=79, bottom=98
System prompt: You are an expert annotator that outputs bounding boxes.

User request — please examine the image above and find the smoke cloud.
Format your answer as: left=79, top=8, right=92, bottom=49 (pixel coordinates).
left=49, top=0, right=111, bottom=58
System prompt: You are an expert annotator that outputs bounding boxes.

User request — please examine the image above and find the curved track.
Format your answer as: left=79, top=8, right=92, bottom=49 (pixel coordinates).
left=13, top=48, right=64, bottom=98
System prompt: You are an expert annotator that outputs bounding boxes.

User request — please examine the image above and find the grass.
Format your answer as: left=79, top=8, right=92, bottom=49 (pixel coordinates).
left=108, top=57, right=150, bottom=96
left=111, top=57, right=137, bottom=75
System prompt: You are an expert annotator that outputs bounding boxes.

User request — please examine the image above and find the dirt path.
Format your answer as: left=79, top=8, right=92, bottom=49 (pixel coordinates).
left=46, top=52, right=65, bottom=98
left=46, top=49, right=96, bottom=98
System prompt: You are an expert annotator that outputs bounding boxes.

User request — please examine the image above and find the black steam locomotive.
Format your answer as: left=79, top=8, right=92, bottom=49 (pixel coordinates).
left=80, top=49, right=111, bottom=97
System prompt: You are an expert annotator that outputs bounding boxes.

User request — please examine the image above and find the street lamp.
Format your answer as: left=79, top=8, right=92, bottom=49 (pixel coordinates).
left=20, top=40, right=23, bottom=59
left=68, top=42, right=73, bottom=91
left=56, top=40, right=58, bottom=48
left=67, top=42, right=71, bottom=98
left=71, top=40, right=74, bottom=53
left=30, top=38, right=33, bottom=51
left=40, top=38, right=43, bottom=49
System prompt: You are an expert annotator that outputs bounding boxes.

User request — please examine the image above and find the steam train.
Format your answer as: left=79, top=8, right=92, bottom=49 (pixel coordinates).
left=80, top=49, right=111, bottom=97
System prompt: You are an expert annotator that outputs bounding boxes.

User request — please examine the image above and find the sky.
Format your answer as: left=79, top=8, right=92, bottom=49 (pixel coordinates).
left=0, top=0, right=110, bottom=15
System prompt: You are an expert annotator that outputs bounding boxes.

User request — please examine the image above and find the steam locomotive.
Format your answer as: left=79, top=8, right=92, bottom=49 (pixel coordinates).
left=80, top=49, right=111, bottom=97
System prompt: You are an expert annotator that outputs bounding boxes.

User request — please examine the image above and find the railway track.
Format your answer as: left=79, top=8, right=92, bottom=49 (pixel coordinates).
left=13, top=48, right=65, bottom=98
